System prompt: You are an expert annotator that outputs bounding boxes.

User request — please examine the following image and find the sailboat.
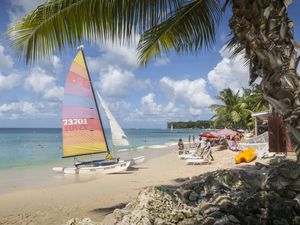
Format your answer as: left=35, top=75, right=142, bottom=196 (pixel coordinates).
left=52, top=46, right=130, bottom=174
left=96, top=92, right=145, bottom=166
left=170, top=124, right=174, bottom=132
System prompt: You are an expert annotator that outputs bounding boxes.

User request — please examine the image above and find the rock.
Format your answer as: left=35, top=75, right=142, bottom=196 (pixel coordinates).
left=289, top=178, right=300, bottom=192
left=202, top=217, right=216, bottom=225
left=207, top=211, right=224, bottom=219
left=244, top=215, right=259, bottom=225
left=63, top=218, right=101, bottom=225
left=218, top=198, right=234, bottom=213
left=202, top=205, right=220, bottom=216
left=294, top=193, right=300, bottom=203
left=278, top=168, right=300, bottom=180
left=293, top=216, right=300, bottom=225
left=112, top=162, right=300, bottom=225
left=213, top=216, right=231, bottom=225
left=228, top=215, right=240, bottom=224
left=278, top=190, right=297, bottom=199
left=273, top=218, right=289, bottom=225
left=255, top=162, right=268, bottom=170
left=189, top=191, right=199, bottom=201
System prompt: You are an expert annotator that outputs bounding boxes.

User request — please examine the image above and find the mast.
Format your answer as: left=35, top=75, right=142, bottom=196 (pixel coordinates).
left=79, top=46, right=111, bottom=154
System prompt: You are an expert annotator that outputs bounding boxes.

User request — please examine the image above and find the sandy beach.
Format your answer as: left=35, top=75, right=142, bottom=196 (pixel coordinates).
left=0, top=146, right=266, bottom=225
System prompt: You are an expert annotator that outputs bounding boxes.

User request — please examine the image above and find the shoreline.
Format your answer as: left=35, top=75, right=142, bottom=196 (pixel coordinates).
left=0, top=144, right=178, bottom=195
left=0, top=146, right=263, bottom=225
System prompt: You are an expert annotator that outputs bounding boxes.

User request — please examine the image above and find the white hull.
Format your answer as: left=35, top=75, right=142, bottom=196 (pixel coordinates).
left=128, top=156, right=145, bottom=166
left=52, top=161, right=130, bottom=174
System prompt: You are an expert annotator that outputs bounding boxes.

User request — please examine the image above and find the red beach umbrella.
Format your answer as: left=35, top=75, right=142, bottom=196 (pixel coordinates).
left=199, top=132, right=218, bottom=138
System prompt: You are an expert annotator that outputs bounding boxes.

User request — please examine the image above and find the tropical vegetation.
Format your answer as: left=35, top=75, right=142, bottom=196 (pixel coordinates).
left=5, top=0, right=300, bottom=160
left=167, top=120, right=213, bottom=129
left=209, top=85, right=268, bottom=130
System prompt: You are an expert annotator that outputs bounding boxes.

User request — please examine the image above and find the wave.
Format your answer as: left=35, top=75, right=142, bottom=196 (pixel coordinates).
left=137, top=146, right=146, bottom=150
left=117, top=148, right=129, bottom=152
left=147, top=144, right=169, bottom=149
left=164, top=142, right=177, bottom=147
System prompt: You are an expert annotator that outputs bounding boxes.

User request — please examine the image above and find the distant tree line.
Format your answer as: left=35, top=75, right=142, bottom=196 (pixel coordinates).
left=168, top=120, right=213, bottom=129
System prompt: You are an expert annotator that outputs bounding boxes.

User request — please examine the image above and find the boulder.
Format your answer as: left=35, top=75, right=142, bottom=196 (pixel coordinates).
left=63, top=218, right=101, bottom=225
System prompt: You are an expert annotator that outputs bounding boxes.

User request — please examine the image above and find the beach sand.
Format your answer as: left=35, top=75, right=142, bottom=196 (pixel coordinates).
left=0, top=147, right=265, bottom=225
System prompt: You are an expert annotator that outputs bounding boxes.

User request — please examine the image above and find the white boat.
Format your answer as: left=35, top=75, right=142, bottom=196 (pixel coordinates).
left=96, top=92, right=145, bottom=166
left=53, top=46, right=130, bottom=174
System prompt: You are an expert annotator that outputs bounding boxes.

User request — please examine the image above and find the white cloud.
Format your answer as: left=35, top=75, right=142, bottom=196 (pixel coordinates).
left=0, top=73, right=21, bottom=91
left=159, top=76, right=215, bottom=108
left=141, top=93, right=162, bottom=115
left=207, top=46, right=249, bottom=92
left=102, top=42, right=139, bottom=69
left=51, top=55, right=62, bottom=71
left=24, top=67, right=63, bottom=101
left=0, top=45, right=14, bottom=71
left=96, top=66, right=151, bottom=98
left=88, top=35, right=140, bottom=72
left=0, top=101, right=59, bottom=119
left=107, top=101, right=131, bottom=112
left=0, top=101, right=38, bottom=119
left=123, top=76, right=216, bottom=125
left=154, top=55, right=170, bottom=66
left=97, top=66, right=134, bottom=97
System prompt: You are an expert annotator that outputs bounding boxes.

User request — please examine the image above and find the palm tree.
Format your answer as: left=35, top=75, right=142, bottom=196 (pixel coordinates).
left=242, top=85, right=269, bottom=113
left=209, top=88, right=251, bottom=129
left=5, top=0, right=300, bottom=159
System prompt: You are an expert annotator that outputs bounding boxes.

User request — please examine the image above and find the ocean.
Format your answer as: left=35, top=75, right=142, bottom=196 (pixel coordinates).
left=0, top=128, right=204, bottom=193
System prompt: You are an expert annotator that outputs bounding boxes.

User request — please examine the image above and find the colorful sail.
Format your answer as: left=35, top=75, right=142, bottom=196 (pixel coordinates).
left=97, top=92, right=130, bottom=147
left=62, top=50, right=108, bottom=157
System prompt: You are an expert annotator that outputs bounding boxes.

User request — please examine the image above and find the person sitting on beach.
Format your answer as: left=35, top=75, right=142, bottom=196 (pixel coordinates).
left=178, top=138, right=184, bottom=151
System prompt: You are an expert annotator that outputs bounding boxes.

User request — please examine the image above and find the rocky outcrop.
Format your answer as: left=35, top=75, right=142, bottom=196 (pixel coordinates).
left=63, top=218, right=103, bottom=225
left=114, top=160, right=300, bottom=225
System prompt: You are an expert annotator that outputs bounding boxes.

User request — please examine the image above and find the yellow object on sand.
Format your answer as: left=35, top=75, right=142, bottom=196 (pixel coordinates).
left=235, top=147, right=257, bottom=164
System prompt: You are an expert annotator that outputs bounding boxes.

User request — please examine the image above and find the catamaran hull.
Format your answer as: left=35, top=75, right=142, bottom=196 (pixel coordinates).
left=128, top=156, right=145, bottom=166
left=52, top=161, right=130, bottom=174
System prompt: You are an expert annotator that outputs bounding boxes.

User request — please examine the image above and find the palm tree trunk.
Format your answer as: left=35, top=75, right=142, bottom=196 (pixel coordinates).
left=229, top=0, right=300, bottom=161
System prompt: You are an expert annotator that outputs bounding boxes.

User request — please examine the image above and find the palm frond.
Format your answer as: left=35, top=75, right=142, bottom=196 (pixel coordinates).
left=137, top=0, right=222, bottom=65
left=5, top=0, right=186, bottom=63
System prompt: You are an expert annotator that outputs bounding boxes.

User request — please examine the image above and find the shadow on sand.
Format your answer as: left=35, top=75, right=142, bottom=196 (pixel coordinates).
left=90, top=202, right=128, bottom=216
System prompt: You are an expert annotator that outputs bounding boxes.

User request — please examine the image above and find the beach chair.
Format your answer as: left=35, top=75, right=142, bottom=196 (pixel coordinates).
left=185, top=148, right=211, bottom=165
left=179, top=144, right=207, bottom=159
left=226, top=139, right=238, bottom=151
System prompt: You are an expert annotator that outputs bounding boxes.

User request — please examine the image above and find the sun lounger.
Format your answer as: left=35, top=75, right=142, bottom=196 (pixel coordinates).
left=185, top=148, right=211, bottom=165
left=178, top=149, right=197, bottom=159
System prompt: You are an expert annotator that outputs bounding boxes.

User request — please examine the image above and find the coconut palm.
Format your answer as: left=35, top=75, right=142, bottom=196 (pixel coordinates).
left=5, top=0, right=300, bottom=159
left=245, top=86, right=268, bottom=111
left=209, top=88, right=251, bottom=129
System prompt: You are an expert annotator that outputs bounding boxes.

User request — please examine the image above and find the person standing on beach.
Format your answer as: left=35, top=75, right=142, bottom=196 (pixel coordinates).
left=188, top=135, right=191, bottom=147
left=192, top=135, right=195, bottom=145
left=206, top=140, right=214, bottom=161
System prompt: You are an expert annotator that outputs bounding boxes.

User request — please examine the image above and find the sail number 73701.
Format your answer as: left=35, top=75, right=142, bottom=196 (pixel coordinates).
left=63, top=119, right=88, bottom=125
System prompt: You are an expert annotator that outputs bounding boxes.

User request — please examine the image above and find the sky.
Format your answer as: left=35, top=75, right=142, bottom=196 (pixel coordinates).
left=0, top=0, right=299, bottom=128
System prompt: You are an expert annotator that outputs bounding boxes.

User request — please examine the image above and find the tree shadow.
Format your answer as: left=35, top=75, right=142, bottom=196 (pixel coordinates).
left=90, top=202, right=128, bottom=216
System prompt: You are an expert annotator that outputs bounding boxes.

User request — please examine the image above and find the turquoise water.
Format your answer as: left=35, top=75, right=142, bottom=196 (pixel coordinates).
left=0, top=128, right=204, bottom=171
